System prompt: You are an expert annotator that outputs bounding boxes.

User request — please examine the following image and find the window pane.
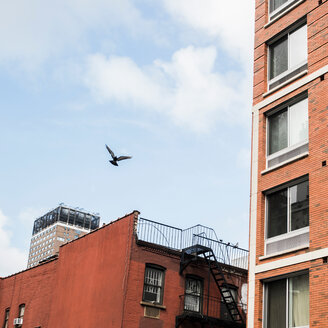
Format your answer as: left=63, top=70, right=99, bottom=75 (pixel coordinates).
left=269, top=109, right=288, bottom=155
left=289, top=25, right=307, bottom=69
left=143, top=267, right=164, bottom=304
left=270, top=36, right=288, bottom=79
left=290, top=181, right=309, bottom=231
left=288, top=274, right=309, bottom=327
left=270, top=0, right=288, bottom=12
left=267, top=279, right=286, bottom=328
left=185, top=278, right=202, bottom=312
left=289, top=98, right=308, bottom=146
left=267, top=189, right=288, bottom=238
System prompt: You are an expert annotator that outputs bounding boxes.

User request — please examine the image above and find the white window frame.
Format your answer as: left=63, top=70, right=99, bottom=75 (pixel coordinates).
left=265, top=178, right=309, bottom=242
left=264, top=273, right=309, bottom=328
left=266, top=95, right=308, bottom=168
left=269, top=0, right=304, bottom=20
left=268, top=23, right=307, bottom=87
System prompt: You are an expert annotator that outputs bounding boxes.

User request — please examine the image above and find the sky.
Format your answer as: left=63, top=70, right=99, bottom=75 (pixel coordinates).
left=0, top=0, right=255, bottom=277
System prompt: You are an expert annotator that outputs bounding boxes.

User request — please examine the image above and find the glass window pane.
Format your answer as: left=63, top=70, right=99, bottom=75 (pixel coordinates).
left=269, top=109, right=288, bottom=155
left=289, top=98, right=308, bottom=146
left=143, top=267, right=164, bottom=304
left=185, top=278, right=202, bottom=312
left=267, top=279, right=286, bottom=328
left=288, top=274, right=309, bottom=327
left=270, top=36, right=288, bottom=79
left=289, top=25, right=307, bottom=69
left=270, top=0, right=288, bottom=12
left=267, top=189, right=288, bottom=238
left=290, top=181, right=309, bottom=231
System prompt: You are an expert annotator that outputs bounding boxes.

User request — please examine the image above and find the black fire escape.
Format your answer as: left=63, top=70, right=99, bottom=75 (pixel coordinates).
left=177, top=245, right=246, bottom=328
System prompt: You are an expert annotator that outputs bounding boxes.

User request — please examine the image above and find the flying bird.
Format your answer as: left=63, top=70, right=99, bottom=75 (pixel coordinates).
left=105, top=144, right=132, bottom=166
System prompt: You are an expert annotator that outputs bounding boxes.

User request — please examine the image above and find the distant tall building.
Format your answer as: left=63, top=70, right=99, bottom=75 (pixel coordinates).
left=27, top=205, right=100, bottom=268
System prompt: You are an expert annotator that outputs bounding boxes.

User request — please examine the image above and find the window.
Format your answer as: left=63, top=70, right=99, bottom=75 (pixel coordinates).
left=3, top=308, right=10, bottom=328
left=270, top=0, right=288, bottom=12
left=265, top=273, right=309, bottom=328
left=184, top=277, right=203, bottom=312
left=269, top=0, right=302, bottom=18
left=269, top=23, right=307, bottom=89
left=142, top=265, right=165, bottom=304
left=267, top=96, right=308, bottom=168
left=18, top=305, right=25, bottom=320
left=220, top=285, right=239, bottom=320
left=266, top=179, right=309, bottom=239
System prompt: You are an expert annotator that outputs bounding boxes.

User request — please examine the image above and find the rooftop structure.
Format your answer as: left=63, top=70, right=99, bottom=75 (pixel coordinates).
left=27, top=206, right=100, bottom=268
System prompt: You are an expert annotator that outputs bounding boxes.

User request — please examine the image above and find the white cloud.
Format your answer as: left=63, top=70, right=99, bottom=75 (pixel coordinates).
left=0, top=0, right=151, bottom=70
left=162, top=0, right=255, bottom=64
left=84, top=46, right=249, bottom=132
left=19, top=207, right=46, bottom=226
left=0, top=210, right=27, bottom=277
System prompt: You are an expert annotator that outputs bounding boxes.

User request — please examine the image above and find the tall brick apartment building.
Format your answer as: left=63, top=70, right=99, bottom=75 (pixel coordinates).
left=248, top=0, right=328, bottom=327
left=1, top=211, right=248, bottom=328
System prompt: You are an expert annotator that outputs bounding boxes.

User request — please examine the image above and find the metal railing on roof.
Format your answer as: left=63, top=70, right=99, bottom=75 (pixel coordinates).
left=136, top=217, right=248, bottom=270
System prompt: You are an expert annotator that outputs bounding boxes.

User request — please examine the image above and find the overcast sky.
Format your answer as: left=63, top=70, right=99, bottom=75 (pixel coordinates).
left=0, top=0, right=255, bottom=277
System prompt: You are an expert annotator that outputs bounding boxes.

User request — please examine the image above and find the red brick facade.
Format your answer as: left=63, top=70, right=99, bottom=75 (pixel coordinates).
left=249, top=0, right=328, bottom=327
left=0, top=212, right=247, bottom=328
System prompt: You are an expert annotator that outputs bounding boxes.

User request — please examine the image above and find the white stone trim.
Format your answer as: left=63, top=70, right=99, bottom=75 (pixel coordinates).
left=253, top=64, right=328, bottom=113
left=247, top=108, right=259, bottom=328
left=255, top=247, right=328, bottom=273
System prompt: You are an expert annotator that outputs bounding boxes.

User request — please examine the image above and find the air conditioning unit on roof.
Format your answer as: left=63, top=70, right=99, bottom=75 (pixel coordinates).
left=13, top=318, right=23, bottom=325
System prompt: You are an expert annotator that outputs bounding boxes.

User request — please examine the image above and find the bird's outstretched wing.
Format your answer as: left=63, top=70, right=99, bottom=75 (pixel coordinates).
left=116, top=156, right=132, bottom=162
left=105, top=144, right=115, bottom=159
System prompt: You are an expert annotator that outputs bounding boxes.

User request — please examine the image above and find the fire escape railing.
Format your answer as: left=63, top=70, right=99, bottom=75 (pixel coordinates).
left=136, top=217, right=248, bottom=270
left=178, top=294, right=247, bottom=321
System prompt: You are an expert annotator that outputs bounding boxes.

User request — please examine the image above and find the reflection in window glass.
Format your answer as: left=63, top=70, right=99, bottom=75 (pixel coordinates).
left=270, top=0, right=288, bottom=12
left=270, top=37, right=288, bottom=79
left=289, top=25, right=307, bottom=69
left=268, top=109, right=288, bottom=155
left=267, top=189, right=288, bottom=238
left=290, top=181, right=309, bottom=231
left=289, top=99, right=308, bottom=147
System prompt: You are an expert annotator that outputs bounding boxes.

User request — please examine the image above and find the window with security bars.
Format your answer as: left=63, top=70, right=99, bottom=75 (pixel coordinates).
left=184, top=277, right=202, bottom=312
left=142, top=265, right=165, bottom=304
left=3, top=308, right=10, bottom=328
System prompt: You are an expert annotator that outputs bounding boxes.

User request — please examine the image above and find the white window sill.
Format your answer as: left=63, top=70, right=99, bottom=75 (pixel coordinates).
left=262, top=151, right=308, bottom=175
left=264, top=69, right=308, bottom=97
left=266, top=226, right=309, bottom=243
left=140, top=301, right=166, bottom=310
left=259, top=244, right=309, bottom=261
left=265, top=0, right=306, bottom=28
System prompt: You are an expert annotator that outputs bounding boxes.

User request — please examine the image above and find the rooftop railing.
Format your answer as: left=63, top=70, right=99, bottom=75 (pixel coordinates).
left=136, top=217, right=248, bottom=270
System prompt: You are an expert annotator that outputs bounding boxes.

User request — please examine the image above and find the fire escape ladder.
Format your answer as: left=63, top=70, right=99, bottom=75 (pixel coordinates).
left=180, top=245, right=245, bottom=325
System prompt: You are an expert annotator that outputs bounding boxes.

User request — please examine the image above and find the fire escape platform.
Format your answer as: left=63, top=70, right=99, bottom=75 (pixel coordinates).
left=176, top=312, right=246, bottom=328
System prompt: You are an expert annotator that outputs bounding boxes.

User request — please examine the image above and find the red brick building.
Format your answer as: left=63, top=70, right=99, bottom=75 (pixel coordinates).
left=248, top=0, right=328, bottom=327
left=1, top=211, right=248, bottom=328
